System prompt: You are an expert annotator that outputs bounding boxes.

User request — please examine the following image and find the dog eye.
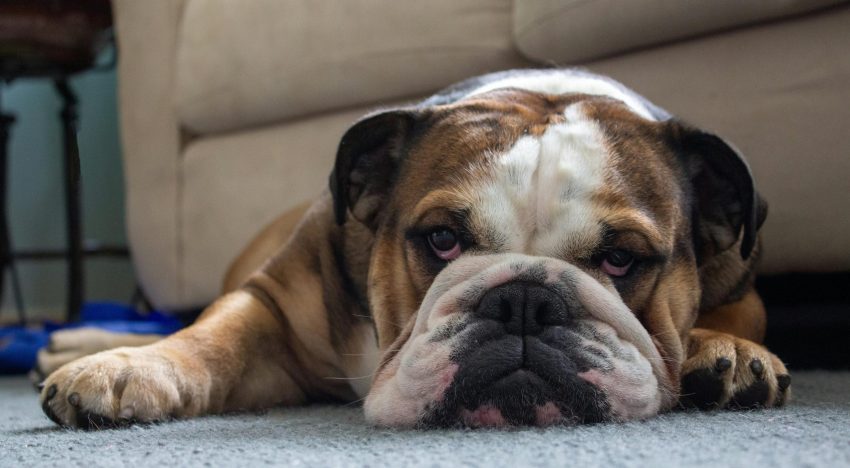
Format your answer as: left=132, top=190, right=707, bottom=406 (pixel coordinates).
left=427, top=229, right=461, bottom=261
left=601, top=250, right=634, bottom=277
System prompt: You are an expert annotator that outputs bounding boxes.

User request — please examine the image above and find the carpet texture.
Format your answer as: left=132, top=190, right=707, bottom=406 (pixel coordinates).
left=2, top=371, right=848, bottom=467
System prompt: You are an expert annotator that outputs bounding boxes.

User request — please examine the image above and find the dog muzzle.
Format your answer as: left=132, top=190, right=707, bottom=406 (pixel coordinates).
left=364, top=253, right=675, bottom=427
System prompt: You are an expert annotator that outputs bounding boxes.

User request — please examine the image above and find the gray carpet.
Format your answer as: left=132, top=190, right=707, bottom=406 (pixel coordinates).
left=2, top=372, right=848, bottom=467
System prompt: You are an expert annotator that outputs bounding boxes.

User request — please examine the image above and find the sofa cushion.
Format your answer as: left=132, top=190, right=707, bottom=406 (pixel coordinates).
left=514, top=0, right=848, bottom=64
left=178, top=103, right=397, bottom=307
left=175, top=0, right=526, bottom=135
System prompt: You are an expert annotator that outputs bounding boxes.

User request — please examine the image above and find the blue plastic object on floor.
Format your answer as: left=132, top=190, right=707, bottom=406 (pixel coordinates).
left=0, top=302, right=183, bottom=375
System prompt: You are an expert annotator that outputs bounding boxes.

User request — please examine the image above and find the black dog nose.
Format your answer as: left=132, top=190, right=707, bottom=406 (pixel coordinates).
left=475, top=282, right=570, bottom=335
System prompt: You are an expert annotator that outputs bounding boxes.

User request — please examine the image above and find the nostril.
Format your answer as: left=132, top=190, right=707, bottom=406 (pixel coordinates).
left=536, top=299, right=568, bottom=327
left=499, top=298, right=513, bottom=323
left=536, top=302, right=550, bottom=326
left=527, top=285, right=569, bottom=328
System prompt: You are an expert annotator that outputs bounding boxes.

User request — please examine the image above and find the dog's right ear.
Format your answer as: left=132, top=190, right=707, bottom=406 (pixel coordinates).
left=329, top=109, right=421, bottom=228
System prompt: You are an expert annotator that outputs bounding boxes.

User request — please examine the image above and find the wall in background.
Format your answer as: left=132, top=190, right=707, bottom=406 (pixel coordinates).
left=1, top=67, right=136, bottom=322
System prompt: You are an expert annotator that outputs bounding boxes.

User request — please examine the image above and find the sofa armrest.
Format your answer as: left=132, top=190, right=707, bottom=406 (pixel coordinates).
left=113, top=0, right=186, bottom=310
left=514, top=0, right=848, bottom=63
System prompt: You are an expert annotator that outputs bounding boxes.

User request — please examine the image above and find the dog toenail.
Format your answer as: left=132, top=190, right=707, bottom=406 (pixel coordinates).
left=68, top=392, right=81, bottom=407
left=777, top=374, right=791, bottom=391
left=119, top=407, right=134, bottom=420
left=715, top=357, right=732, bottom=373
left=750, top=359, right=765, bottom=378
left=46, top=384, right=57, bottom=400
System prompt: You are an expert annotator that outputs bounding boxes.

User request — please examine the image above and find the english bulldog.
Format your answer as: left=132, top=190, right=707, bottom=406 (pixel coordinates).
left=39, top=68, right=790, bottom=429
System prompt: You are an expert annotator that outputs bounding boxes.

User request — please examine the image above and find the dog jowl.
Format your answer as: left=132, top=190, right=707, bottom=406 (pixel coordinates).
left=40, top=69, right=789, bottom=429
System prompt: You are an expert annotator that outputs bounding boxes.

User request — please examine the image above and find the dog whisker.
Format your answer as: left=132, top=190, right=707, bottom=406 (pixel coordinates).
left=352, top=314, right=408, bottom=329
left=323, top=374, right=374, bottom=381
left=343, top=396, right=369, bottom=407
left=340, top=347, right=400, bottom=357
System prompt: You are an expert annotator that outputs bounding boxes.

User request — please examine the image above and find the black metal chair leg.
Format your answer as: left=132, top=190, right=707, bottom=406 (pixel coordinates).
left=54, top=79, right=84, bottom=322
left=0, top=88, right=26, bottom=324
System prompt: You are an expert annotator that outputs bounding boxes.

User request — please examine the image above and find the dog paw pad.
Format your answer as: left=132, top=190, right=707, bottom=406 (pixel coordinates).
left=729, top=380, right=770, bottom=409
left=680, top=368, right=725, bottom=410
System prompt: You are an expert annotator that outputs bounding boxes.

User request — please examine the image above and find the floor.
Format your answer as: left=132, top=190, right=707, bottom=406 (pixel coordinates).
left=1, top=371, right=848, bottom=467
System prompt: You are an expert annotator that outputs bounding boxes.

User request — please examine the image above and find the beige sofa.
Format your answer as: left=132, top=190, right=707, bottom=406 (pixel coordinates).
left=113, top=0, right=850, bottom=311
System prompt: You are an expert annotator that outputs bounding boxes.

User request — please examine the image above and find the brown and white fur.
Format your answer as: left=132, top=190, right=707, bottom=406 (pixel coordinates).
left=38, top=69, right=789, bottom=429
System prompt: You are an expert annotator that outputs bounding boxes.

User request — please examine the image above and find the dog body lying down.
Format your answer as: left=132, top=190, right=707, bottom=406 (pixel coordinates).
left=40, top=69, right=789, bottom=429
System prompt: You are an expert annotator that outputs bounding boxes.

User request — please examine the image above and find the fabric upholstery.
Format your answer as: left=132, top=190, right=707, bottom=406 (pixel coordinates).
left=178, top=104, right=398, bottom=305
left=113, top=0, right=185, bottom=310
left=514, top=0, right=848, bottom=63
left=175, top=0, right=527, bottom=135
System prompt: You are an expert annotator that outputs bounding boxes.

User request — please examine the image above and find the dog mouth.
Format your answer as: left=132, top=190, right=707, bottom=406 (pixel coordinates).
left=363, top=254, right=673, bottom=428
left=419, top=330, right=611, bottom=427
left=424, top=369, right=585, bottom=428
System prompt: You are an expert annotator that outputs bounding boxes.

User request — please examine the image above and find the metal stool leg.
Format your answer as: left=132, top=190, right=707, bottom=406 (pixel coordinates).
left=55, top=79, right=84, bottom=322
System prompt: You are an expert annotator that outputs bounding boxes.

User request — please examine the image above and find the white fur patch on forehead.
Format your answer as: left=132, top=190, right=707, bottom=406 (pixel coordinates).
left=470, top=102, right=607, bottom=258
left=464, top=73, right=656, bottom=121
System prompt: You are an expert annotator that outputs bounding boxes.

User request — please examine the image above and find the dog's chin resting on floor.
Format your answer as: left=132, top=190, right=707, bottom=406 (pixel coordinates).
left=37, top=68, right=790, bottom=429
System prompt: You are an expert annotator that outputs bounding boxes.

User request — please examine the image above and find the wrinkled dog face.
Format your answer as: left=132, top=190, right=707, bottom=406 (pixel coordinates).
left=366, top=254, right=673, bottom=427
left=331, top=78, right=758, bottom=427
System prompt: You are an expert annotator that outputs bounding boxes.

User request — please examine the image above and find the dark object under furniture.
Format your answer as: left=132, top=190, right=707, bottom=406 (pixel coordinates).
left=0, top=0, right=125, bottom=324
left=760, top=272, right=850, bottom=370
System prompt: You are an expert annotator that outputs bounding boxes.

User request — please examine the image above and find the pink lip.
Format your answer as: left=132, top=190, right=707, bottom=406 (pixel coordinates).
left=460, top=406, right=506, bottom=427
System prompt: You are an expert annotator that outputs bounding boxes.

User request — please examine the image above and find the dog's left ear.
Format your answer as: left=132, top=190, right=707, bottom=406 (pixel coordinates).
left=670, top=122, right=768, bottom=261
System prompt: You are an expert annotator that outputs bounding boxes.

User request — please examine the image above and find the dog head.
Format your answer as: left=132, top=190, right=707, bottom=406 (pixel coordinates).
left=329, top=76, right=765, bottom=427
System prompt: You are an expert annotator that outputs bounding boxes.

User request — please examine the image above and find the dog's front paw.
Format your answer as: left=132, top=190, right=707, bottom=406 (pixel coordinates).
left=679, top=328, right=790, bottom=410
left=39, top=346, right=205, bottom=429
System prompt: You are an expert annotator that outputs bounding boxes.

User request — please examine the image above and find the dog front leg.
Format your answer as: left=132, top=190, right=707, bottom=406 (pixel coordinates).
left=39, top=289, right=314, bottom=429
